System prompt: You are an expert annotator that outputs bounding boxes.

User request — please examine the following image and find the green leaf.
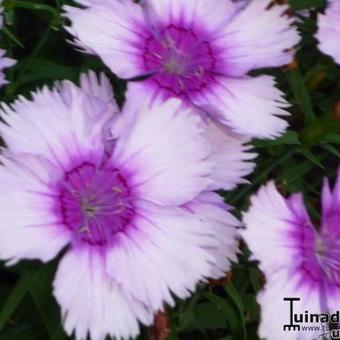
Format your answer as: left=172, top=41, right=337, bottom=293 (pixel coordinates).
left=289, top=0, right=326, bottom=10
left=2, top=27, right=24, bottom=48
left=287, top=68, right=316, bottom=123
left=0, top=269, right=41, bottom=331
left=323, top=133, right=340, bottom=144
left=249, top=267, right=261, bottom=292
left=224, top=283, right=247, bottom=340
left=21, top=59, right=78, bottom=83
left=204, top=292, right=239, bottom=336
left=14, top=1, right=59, bottom=19
left=29, top=265, right=65, bottom=340
left=298, top=148, right=325, bottom=169
left=321, top=144, right=340, bottom=158
left=253, top=131, right=300, bottom=148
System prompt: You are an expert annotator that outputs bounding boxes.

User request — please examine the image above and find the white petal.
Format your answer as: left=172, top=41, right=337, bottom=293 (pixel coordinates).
left=204, top=119, right=256, bottom=191
left=317, top=0, right=340, bottom=65
left=0, top=73, right=116, bottom=167
left=53, top=247, right=153, bottom=340
left=144, top=0, right=237, bottom=33
left=190, top=75, right=289, bottom=139
left=0, top=155, right=70, bottom=264
left=214, top=0, right=300, bottom=76
left=64, top=0, right=148, bottom=78
left=187, top=192, right=241, bottom=279
left=106, top=202, right=216, bottom=312
left=257, top=271, right=322, bottom=340
left=112, top=97, right=212, bottom=206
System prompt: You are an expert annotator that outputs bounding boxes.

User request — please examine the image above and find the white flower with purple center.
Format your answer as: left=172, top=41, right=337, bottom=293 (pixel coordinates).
left=0, top=7, right=15, bottom=86
left=0, top=71, right=246, bottom=339
left=317, top=0, right=340, bottom=64
left=242, top=173, right=340, bottom=339
left=64, top=0, right=300, bottom=139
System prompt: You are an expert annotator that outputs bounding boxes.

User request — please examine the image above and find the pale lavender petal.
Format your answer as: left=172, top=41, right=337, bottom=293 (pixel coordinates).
left=0, top=154, right=71, bottom=264
left=64, top=0, right=149, bottom=78
left=190, top=75, right=290, bottom=139
left=0, top=72, right=117, bottom=167
left=186, top=192, right=241, bottom=279
left=106, top=202, right=217, bottom=311
left=242, top=182, right=312, bottom=276
left=112, top=97, right=212, bottom=206
left=257, top=271, right=322, bottom=340
left=317, top=0, right=340, bottom=64
left=214, top=0, right=300, bottom=76
left=204, top=119, right=256, bottom=191
left=144, top=0, right=237, bottom=32
left=53, top=247, right=153, bottom=340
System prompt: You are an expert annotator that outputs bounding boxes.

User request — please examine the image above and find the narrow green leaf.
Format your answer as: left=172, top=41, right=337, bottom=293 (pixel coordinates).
left=321, top=144, right=340, bottom=158
left=14, top=1, right=59, bottom=19
left=323, top=133, right=340, bottom=144
left=249, top=267, right=261, bottom=292
left=2, top=27, right=24, bottom=48
left=224, top=283, right=247, bottom=340
left=298, top=148, right=325, bottom=169
left=29, top=265, right=65, bottom=340
left=0, top=269, right=40, bottom=331
left=229, top=149, right=296, bottom=204
left=204, top=292, right=239, bottom=336
left=289, top=0, right=325, bottom=10
left=253, top=131, right=300, bottom=148
left=287, top=68, right=316, bottom=123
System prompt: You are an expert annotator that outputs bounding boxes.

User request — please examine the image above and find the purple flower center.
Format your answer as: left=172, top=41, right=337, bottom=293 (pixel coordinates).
left=142, top=24, right=218, bottom=96
left=58, top=162, right=134, bottom=246
left=314, top=235, right=340, bottom=285
left=293, top=215, right=340, bottom=287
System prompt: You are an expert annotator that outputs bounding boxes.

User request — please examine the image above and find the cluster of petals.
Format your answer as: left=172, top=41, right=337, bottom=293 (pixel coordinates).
left=243, top=172, right=340, bottom=340
left=317, top=0, right=340, bottom=65
left=64, top=0, right=300, bottom=139
left=0, top=71, right=256, bottom=339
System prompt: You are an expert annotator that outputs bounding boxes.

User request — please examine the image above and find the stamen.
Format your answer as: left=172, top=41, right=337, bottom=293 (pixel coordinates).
left=194, top=66, right=204, bottom=78
left=177, top=78, right=185, bottom=91
left=78, top=226, right=89, bottom=234
left=59, top=163, right=133, bottom=245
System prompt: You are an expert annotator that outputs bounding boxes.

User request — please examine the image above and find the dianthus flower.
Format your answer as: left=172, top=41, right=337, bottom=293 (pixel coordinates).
left=64, top=0, right=299, bottom=138
left=0, top=72, right=247, bottom=339
left=242, top=173, right=340, bottom=339
left=317, top=0, right=340, bottom=64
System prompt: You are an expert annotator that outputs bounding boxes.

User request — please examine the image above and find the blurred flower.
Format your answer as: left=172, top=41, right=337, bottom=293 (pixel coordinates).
left=0, top=8, right=15, bottom=86
left=317, top=0, right=340, bottom=64
left=0, top=72, right=244, bottom=339
left=242, top=173, right=340, bottom=339
left=64, top=0, right=300, bottom=139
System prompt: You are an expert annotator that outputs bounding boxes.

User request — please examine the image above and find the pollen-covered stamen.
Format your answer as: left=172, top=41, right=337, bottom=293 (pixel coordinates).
left=58, top=162, right=134, bottom=246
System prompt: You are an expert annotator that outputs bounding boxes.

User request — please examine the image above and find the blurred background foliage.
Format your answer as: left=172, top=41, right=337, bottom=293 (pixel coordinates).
left=0, top=0, right=339, bottom=339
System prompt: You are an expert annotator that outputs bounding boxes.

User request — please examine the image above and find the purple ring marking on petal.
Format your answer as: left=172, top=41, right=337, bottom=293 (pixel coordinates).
left=288, top=214, right=340, bottom=289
